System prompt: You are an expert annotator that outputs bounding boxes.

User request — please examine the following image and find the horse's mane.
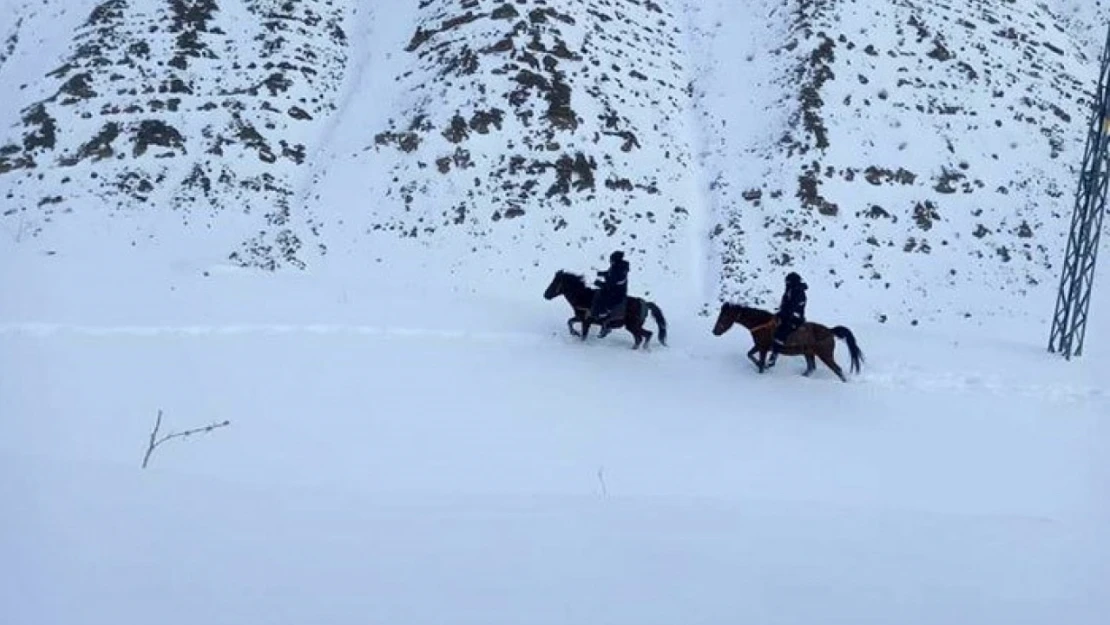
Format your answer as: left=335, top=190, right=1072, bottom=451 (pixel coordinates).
left=724, top=302, right=773, bottom=317
left=558, top=270, right=589, bottom=290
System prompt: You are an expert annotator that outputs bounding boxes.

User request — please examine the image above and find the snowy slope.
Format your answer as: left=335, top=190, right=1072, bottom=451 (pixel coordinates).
left=691, top=0, right=1110, bottom=324
left=2, top=2, right=1109, bottom=620
left=310, top=0, right=707, bottom=303
left=1, top=250, right=1108, bottom=625
left=0, top=0, right=348, bottom=268
left=1056, top=0, right=1110, bottom=55
left=2, top=0, right=1109, bottom=325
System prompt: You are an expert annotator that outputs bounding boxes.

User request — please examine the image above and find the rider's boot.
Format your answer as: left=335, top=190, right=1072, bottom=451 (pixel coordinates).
left=597, top=313, right=612, bottom=337
left=767, top=343, right=782, bottom=367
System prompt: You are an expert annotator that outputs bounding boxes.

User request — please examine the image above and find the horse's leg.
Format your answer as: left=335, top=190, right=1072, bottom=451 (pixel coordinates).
left=580, top=318, right=591, bottom=341
left=624, top=303, right=645, bottom=350
left=802, top=351, right=816, bottom=377
left=747, top=345, right=761, bottom=368
left=628, top=320, right=647, bottom=350
left=756, top=331, right=774, bottom=373
left=756, top=348, right=770, bottom=373
left=567, top=316, right=581, bottom=337
left=817, top=346, right=847, bottom=382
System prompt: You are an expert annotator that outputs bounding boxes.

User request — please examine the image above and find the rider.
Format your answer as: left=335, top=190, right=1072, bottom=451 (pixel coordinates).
left=768, top=271, right=807, bottom=367
left=591, top=250, right=629, bottom=336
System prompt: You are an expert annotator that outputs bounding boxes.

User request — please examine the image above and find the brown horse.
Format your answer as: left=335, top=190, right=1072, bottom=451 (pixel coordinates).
left=711, top=303, right=863, bottom=382
left=544, top=270, right=668, bottom=349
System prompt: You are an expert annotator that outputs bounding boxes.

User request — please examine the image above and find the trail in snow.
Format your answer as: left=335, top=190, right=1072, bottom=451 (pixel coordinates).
left=3, top=320, right=1105, bottom=405
left=294, top=4, right=381, bottom=207
left=0, top=321, right=553, bottom=343
left=4, top=287, right=1107, bottom=625
left=676, top=4, right=720, bottom=308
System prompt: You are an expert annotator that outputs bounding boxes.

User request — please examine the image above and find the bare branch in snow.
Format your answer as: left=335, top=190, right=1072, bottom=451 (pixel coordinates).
left=142, top=409, right=230, bottom=469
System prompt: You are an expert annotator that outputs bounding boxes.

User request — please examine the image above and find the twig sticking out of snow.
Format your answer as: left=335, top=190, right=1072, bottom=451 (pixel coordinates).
left=597, top=466, right=608, bottom=498
left=142, top=409, right=231, bottom=469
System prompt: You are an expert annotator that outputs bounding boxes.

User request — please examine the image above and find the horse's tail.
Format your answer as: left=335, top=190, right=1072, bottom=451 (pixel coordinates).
left=647, top=302, right=668, bottom=346
left=831, top=326, right=864, bottom=374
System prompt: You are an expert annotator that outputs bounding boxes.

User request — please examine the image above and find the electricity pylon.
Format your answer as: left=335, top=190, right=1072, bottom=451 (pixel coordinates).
left=1048, top=24, right=1110, bottom=360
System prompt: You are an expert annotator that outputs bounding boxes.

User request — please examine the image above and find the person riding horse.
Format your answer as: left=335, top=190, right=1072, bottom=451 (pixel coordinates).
left=590, top=250, right=629, bottom=337
left=768, top=271, right=808, bottom=367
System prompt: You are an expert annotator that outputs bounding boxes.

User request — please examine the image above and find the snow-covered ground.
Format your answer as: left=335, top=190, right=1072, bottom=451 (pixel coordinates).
left=3, top=1, right=1109, bottom=623
left=2, top=240, right=1108, bottom=625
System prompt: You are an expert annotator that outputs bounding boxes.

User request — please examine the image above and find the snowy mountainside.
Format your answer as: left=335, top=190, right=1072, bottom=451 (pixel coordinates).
left=0, top=0, right=347, bottom=268
left=691, top=0, right=1110, bottom=322
left=1055, top=0, right=1110, bottom=54
left=313, top=0, right=704, bottom=301
left=2, top=5, right=1109, bottom=621
left=0, top=1, right=102, bottom=128
left=1, top=0, right=1110, bottom=324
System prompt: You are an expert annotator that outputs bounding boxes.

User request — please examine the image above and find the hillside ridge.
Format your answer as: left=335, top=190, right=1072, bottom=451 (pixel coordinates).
left=1, top=0, right=1109, bottom=325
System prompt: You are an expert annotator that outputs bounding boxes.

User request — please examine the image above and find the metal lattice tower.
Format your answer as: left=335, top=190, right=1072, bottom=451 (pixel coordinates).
left=1048, top=24, right=1110, bottom=360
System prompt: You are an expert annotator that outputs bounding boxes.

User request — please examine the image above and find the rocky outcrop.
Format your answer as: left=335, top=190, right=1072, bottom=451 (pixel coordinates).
left=367, top=0, right=693, bottom=272
left=0, top=0, right=348, bottom=269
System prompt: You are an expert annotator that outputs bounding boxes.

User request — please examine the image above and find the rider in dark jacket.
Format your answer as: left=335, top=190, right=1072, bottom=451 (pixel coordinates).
left=591, top=251, right=629, bottom=335
left=768, top=271, right=807, bottom=366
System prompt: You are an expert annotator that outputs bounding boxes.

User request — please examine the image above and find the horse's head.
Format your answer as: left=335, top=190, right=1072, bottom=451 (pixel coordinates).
left=543, top=268, right=577, bottom=299
left=713, top=303, right=775, bottom=334
left=545, top=270, right=586, bottom=300
left=712, top=303, right=736, bottom=336
left=544, top=270, right=566, bottom=300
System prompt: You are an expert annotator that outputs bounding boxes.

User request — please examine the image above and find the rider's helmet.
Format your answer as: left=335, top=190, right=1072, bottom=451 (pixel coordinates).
left=610, top=250, right=625, bottom=263
left=785, top=271, right=802, bottom=285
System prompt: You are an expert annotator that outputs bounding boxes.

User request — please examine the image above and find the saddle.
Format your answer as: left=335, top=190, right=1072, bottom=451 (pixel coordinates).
left=595, top=297, right=633, bottom=338
left=760, top=317, right=807, bottom=344
left=589, top=290, right=627, bottom=323
left=606, top=298, right=627, bottom=322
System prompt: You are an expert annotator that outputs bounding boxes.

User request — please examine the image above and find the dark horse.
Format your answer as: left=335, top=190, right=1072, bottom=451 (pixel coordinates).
left=544, top=270, right=668, bottom=349
left=711, top=303, right=863, bottom=382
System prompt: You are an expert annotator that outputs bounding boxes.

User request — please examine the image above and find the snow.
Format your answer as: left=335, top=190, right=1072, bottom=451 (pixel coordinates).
left=2, top=241, right=1109, bottom=624
left=683, top=0, right=1110, bottom=324
left=6, top=0, right=1108, bottom=324
left=2, top=1, right=1110, bottom=623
